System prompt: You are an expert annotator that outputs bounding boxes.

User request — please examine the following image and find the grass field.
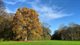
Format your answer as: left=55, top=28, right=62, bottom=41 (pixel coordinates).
left=0, top=40, right=80, bottom=45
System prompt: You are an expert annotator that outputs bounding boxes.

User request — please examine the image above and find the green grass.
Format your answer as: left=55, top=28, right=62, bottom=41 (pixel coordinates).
left=0, top=40, right=80, bottom=45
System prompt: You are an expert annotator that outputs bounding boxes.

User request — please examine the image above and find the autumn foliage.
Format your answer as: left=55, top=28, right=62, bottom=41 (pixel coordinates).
left=12, top=8, right=43, bottom=41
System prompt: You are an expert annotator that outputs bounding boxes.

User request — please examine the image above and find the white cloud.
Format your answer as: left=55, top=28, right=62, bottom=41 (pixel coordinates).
left=4, top=1, right=17, bottom=5
left=4, top=0, right=40, bottom=5
left=5, top=7, right=16, bottom=13
left=27, top=1, right=72, bottom=22
left=4, top=0, right=26, bottom=5
left=4, top=0, right=73, bottom=21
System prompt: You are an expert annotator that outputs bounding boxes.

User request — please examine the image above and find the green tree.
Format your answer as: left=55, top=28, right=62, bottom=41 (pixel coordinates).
left=42, top=26, right=51, bottom=40
left=52, top=23, right=80, bottom=40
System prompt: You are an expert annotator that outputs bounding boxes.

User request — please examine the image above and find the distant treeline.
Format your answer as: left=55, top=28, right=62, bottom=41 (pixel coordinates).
left=51, top=23, right=80, bottom=40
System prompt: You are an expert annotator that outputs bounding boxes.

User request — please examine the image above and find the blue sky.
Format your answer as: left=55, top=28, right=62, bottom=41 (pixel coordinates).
left=3, top=0, right=80, bottom=34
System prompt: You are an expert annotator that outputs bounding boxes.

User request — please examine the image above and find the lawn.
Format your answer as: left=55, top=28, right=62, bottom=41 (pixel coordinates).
left=0, top=40, right=80, bottom=45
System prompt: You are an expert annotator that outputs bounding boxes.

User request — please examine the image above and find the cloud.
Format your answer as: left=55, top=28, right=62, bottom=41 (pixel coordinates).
left=5, top=7, right=16, bottom=13
left=27, top=1, right=73, bottom=22
left=4, top=1, right=17, bottom=5
left=4, top=0, right=40, bottom=5
left=4, top=0, right=26, bottom=5
left=4, top=0, right=73, bottom=21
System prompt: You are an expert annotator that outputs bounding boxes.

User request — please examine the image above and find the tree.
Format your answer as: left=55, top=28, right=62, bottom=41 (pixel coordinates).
left=41, top=23, right=51, bottom=40
left=42, top=26, right=51, bottom=40
left=12, top=8, right=43, bottom=41
left=0, top=0, right=14, bottom=41
left=51, top=23, right=80, bottom=40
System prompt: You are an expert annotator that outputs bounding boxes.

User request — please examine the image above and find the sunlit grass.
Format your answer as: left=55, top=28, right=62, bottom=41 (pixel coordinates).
left=0, top=40, right=80, bottom=45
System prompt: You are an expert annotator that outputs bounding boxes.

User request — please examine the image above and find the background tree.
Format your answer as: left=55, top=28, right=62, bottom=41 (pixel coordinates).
left=41, top=23, right=51, bottom=40
left=51, top=23, right=80, bottom=40
left=0, top=0, right=14, bottom=41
